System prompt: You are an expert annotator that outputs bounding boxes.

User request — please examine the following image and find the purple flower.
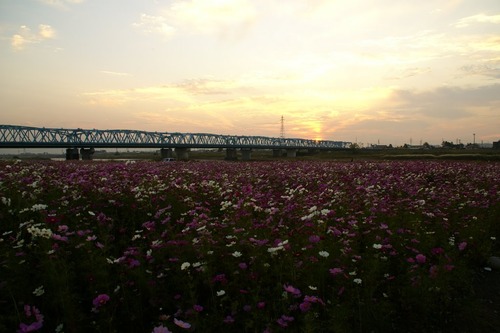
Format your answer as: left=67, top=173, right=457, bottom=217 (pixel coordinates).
left=92, top=294, right=110, bottom=308
left=458, top=241, right=467, bottom=251
left=173, top=318, right=191, bottom=329
left=18, top=321, right=43, bottom=333
left=299, top=301, right=311, bottom=312
left=416, top=254, right=427, bottom=264
left=308, top=235, right=321, bottom=243
left=152, top=325, right=172, bottom=333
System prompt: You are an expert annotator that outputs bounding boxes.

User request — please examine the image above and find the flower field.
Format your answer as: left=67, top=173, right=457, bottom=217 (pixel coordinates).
left=1, top=160, right=499, bottom=332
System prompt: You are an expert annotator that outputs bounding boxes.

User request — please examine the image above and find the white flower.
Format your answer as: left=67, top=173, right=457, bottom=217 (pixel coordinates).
left=31, top=204, right=47, bottom=211
left=320, top=209, right=330, bottom=216
left=353, top=278, right=362, bottom=285
left=181, top=262, right=191, bottom=270
left=232, top=251, right=242, bottom=258
left=216, top=290, right=225, bottom=296
left=1, top=197, right=11, bottom=206
left=372, top=244, right=382, bottom=249
left=318, top=251, right=330, bottom=258
left=308, top=285, right=318, bottom=290
left=33, top=285, right=44, bottom=296
left=55, top=324, right=64, bottom=333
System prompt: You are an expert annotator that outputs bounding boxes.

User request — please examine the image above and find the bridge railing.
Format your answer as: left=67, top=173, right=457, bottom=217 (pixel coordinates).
left=0, top=125, right=351, bottom=149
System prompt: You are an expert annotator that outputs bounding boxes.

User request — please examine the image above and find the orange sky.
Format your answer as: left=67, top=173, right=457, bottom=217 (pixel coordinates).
left=1, top=0, right=499, bottom=146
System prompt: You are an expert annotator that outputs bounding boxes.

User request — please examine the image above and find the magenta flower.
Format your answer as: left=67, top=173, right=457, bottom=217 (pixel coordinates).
left=283, top=284, right=301, bottom=296
left=415, top=254, right=426, bottom=264
left=299, top=301, right=311, bottom=312
left=18, top=305, right=43, bottom=333
left=458, top=242, right=467, bottom=251
left=308, top=235, right=321, bottom=243
left=152, top=325, right=172, bottom=333
left=329, top=267, right=343, bottom=276
left=92, top=294, right=110, bottom=308
left=18, top=321, right=43, bottom=333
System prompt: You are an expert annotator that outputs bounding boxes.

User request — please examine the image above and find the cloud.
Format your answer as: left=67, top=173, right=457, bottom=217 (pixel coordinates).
left=459, top=60, right=500, bottom=79
left=454, top=14, right=500, bottom=28
left=135, top=0, right=256, bottom=39
left=385, top=67, right=431, bottom=80
left=389, top=84, right=500, bottom=119
left=100, top=71, right=131, bottom=76
left=10, top=24, right=56, bottom=50
left=132, top=14, right=176, bottom=39
left=38, top=0, right=84, bottom=10
left=169, top=0, right=256, bottom=35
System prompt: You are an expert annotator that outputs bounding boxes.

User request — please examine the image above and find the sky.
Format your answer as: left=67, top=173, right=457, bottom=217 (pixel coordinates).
left=1, top=0, right=499, bottom=147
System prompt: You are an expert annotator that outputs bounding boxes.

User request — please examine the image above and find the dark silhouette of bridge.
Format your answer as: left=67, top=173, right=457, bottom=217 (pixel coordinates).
left=0, top=125, right=351, bottom=160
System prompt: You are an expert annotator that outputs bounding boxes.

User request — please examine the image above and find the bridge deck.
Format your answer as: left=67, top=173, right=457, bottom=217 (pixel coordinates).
left=0, top=125, right=351, bottom=149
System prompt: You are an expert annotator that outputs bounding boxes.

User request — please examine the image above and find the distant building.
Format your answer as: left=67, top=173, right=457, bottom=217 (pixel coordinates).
left=493, top=140, right=500, bottom=149
left=370, top=144, right=393, bottom=149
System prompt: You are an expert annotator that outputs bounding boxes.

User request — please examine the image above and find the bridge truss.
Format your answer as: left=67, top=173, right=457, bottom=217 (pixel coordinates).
left=0, top=125, right=351, bottom=150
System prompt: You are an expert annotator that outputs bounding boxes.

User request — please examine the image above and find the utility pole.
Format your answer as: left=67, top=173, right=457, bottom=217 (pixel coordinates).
left=280, top=115, right=285, bottom=139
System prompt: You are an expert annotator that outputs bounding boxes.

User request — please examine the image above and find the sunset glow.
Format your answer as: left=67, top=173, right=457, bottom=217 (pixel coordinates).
left=1, top=0, right=499, bottom=146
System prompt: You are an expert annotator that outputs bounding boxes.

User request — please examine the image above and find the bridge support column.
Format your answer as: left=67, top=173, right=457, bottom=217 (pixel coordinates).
left=241, top=148, right=252, bottom=160
left=160, top=148, right=174, bottom=159
left=286, top=149, right=297, bottom=158
left=273, top=149, right=282, bottom=158
left=225, top=148, right=238, bottom=160
left=80, top=147, right=95, bottom=160
left=175, top=148, right=189, bottom=160
left=65, top=148, right=79, bottom=160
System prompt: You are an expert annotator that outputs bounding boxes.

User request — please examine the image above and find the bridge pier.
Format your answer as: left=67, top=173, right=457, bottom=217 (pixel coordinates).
left=175, top=148, right=189, bottom=160
left=160, top=148, right=174, bottom=159
left=286, top=149, right=297, bottom=158
left=80, top=147, right=95, bottom=160
left=273, top=149, right=283, bottom=158
left=241, top=148, right=252, bottom=160
left=225, top=148, right=238, bottom=160
left=65, top=148, right=79, bottom=160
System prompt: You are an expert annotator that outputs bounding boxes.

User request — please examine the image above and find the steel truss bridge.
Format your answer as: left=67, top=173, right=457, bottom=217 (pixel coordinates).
left=0, top=125, right=351, bottom=150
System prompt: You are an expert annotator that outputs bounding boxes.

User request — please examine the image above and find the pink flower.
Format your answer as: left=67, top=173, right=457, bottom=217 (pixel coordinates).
left=458, top=242, right=467, bottom=251
left=173, top=318, right=191, bottom=329
left=92, top=294, right=110, bottom=308
left=329, top=267, right=343, bottom=276
left=415, top=254, right=426, bottom=264
left=283, top=284, right=301, bottom=296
